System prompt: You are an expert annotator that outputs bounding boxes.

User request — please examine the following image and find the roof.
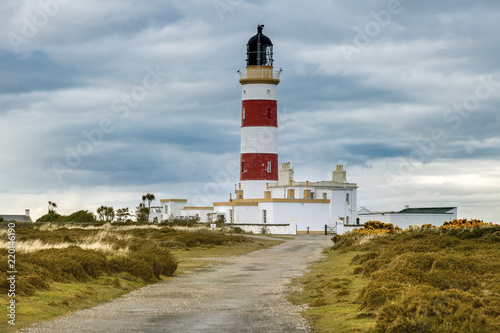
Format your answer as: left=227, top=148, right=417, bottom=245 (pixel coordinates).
left=247, top=25, right=273, bottom=46
left=160, top=199, right=188, bottom=202
left=397, top=207, right=456, bottom=214
left=1, top=215, right=32, bottom=222
left=358, top=207, right=456, bottom=215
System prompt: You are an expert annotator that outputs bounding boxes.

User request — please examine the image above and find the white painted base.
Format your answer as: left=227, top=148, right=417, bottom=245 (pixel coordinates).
left=240, top=180, right=269, bottom=199
left=227, top=223, right=296, bottom=235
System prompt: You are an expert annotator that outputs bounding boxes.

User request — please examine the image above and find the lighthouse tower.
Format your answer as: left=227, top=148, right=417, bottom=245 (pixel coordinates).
left=238, top=25, right=281, bottom=198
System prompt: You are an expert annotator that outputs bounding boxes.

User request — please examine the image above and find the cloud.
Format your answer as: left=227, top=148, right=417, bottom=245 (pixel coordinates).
left=0, top=0, right=499, bottom=222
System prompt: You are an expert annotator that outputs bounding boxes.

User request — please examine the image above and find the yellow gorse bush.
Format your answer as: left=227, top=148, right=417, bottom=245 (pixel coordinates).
left=441, top=218, right=496, bottom=229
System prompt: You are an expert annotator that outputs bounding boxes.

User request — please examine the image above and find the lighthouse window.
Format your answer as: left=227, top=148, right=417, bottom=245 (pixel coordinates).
left=346, top=193, right=350, bottom=203
left=262, top=209, right=267, bottom=223
left=241, top=162, right=244, bottom=173
left=322, top=193, right=327, bottom=200
left=266, top=107, right=271, bottom=119
left=242, top=108, right=245, bottom=120
left=267, top=161, right=271, bottom=173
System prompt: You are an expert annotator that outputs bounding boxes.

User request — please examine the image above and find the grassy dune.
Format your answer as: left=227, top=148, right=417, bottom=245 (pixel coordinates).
left=0, top=223, right=282, bottom=332
left=290, top=222, right=500, bottom=332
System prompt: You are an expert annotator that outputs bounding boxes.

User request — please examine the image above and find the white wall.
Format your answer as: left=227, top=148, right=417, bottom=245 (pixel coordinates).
left=180, top=209, right=213, bottom=223
left=241, top=180, right=269, bottom=199
left=269, top=202, right=330, bottom=233
left=162, top=201, right=187, bottom=220
left=234, top=205, right=259, bottom=223
left=231, top=223, right=295, bottom=235
left=358, top=209, right=458, bottom=229
left=328, top=188, right=357, bottom=226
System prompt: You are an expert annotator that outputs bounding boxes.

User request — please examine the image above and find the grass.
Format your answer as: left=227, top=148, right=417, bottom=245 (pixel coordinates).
left=3, top=276, right=143, bottom=331
left=288, top=250, right=376, bottom=332
left=0, top=223, right=284, bottom=332
left=289, top=223, right=500, bottom=332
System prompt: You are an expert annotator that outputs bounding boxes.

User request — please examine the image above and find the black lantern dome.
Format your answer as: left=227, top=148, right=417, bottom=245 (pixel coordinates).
left=246, top=25, right=273, bottom=67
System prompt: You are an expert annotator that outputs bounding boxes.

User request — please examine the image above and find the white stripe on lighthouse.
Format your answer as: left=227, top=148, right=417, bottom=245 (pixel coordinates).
left=242, top=84, right=277, bottom=101
left=240, top=127, right=278, bottom=154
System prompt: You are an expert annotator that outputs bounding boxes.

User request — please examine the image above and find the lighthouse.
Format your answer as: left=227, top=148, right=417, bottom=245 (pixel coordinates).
left=238, top=25, right=281, bottom=198
left=210, top=25, right=358, bottom=234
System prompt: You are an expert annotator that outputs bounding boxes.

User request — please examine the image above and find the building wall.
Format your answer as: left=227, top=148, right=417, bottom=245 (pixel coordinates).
left=240, top=180, right=269, bottom=199
left=234, top=205, right=259, bottom=223
left=262, top=201, right=329, bottom=232
left=230, top=223, right=295, bottom=235
left=162, top=200, right=187, bottom=220
left=180, top=208, right=214, bottom=223
left=358, top=209, right=458, bottom=229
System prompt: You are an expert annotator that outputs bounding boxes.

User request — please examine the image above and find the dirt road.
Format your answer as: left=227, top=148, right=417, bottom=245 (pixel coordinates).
left=28, top=235, right=332, bottom=333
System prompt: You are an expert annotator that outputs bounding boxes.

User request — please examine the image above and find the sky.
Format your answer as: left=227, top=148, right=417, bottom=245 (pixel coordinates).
left=1, top=0, right=499, bottom=222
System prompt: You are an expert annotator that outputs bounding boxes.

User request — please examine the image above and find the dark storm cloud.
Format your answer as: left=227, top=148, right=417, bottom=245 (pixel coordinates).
left=0, top=0, right=499, bottom=220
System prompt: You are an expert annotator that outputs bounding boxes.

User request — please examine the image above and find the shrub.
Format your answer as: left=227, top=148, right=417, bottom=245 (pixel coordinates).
left=61, top=210, right=97, bottom=223
left=375, top=287, right=498, bottom=333
left=36, top=212, right=62, bottom=222
left=109, top=256, right=154, bottom=282
left=131, top=245, right=178, bottom=278
left=308, top=298, right=327, bottom=307
left=441, top=219, right=496, bottom=229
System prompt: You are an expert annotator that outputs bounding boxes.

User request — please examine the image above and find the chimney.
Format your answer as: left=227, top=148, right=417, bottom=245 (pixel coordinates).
left=303, top=180, right=312, bottom=199
left=287, top=179, right=295, bottom=199
left=25, top=209, right=30, bottom=217
left=236, top=183, right=244, bottom=199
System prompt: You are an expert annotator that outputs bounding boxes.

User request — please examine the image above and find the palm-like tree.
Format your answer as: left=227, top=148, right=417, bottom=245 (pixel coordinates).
left=141, top=193, right=155, bottom=222
left=48, top=201, right=57, bottom=213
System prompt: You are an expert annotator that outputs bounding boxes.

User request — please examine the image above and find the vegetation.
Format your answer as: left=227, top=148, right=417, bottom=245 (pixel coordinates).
left=97, top=206, right=115, bottom=222
left=36, top=210, right=96, bottom=223
left=115, top=207, right=131, bottom=222
left=48, top=201, right=57, bottom=213
left=291, top=220, right=500, bottom=332
left=0, top=223, right=278, bottom=331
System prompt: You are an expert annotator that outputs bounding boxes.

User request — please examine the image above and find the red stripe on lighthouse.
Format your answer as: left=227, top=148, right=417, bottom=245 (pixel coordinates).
left=242, top=100, right=277, bottom=127
left=240, top=153, right=278, bottom=180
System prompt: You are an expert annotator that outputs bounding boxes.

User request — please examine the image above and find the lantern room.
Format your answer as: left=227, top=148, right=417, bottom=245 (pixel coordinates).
left=246, top=25, right=274, bottom=67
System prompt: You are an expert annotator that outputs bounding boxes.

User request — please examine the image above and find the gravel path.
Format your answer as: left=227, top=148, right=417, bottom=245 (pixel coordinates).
left=27, top=234, right=332, bottom=333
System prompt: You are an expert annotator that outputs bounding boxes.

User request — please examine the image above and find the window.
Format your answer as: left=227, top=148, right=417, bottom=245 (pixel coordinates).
left=266, top=107, right=271, bottom=119
left=242, top=108, right=245, bottom=120
left=241, top=162, right=244, bottom=173
left=322, top=193, right=327, bottom=200
left=262, top=209, right=267, bottom=223
left=229, top=209, right=233, bottom=223
left=267, top=161, right=271, bottom=173
left=346, top=193, right=350, bottom=203
left=346, top=216, right=350, bottom=224
left=356, top=218, right=360, bottom=225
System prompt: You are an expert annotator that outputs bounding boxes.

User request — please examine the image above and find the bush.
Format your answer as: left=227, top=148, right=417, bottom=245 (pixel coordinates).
left=36, top=212, right=62, bottom=222
left=109, top=257, right=154, bottom=282
left=308, top=298, right=327, bottom=307
left=375, top=287, right=498, bottom=333
left=61, top=210, right=97, bottom=223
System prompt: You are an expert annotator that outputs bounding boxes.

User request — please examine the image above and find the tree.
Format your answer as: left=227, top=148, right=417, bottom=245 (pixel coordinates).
left=97, top=206, right=107, bottom=222
left=116, top=208, right=131, bottom=222
left=48, top=201, right=57, bottom=213
left=97, top=206, right=115, bottom=222
left=140, top=193, right=156, bottom=222
left=136, top=203, right=149, bottom=224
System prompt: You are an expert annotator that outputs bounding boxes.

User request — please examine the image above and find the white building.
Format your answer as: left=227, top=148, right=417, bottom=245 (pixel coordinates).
left=213, top=162, right=357, bottom=234
left=357, top=206, right=458, bottom=229
left=155, top=25, right=457, bottom=235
